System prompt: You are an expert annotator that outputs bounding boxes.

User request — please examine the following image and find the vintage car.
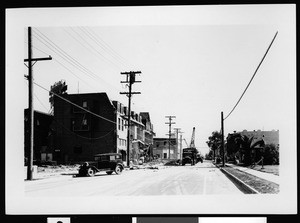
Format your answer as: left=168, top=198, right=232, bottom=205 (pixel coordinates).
left=78, top=153, right=124, bottom=177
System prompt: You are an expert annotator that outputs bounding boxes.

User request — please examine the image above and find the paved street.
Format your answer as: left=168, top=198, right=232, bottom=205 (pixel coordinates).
left=25, top=161, right=242, bottom=196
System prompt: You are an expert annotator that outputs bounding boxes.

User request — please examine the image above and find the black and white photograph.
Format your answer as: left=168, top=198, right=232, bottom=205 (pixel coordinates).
left=5, top=5, right=296, bottom=214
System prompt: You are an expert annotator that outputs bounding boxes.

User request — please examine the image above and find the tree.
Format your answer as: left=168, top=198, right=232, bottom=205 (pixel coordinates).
left=260, top=143, right=279, bottom=165
left=226, top=133, right=267, bottom=166
left=226, top=132, right=242, bottom=162
left=206, top=131, right=222, bottom=161
left=49, top=80, right=67, bottom=114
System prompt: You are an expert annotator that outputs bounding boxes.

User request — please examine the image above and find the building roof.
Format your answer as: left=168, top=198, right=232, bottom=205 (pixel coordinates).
left=140, top=112, right=150, bottom=121
left=24, top=109, right=53, bottom=117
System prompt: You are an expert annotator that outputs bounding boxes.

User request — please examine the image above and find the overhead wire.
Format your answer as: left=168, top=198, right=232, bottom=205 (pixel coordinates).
left=33, top=28, right=99, bottom=81
left=28, top=27, right=152, bottom=142
left=31, top=87, right=115, bottom=140
left=32, top=28, right=126, bottom=95
left=224, top=31, right=278, bottom=121
left=25, top=39, right=96, bottom=92
left=33, top=81, right=154, bottom=142
left=82, top=27, right=133, bottom=69
left=73, top=27, right=125, bottom=70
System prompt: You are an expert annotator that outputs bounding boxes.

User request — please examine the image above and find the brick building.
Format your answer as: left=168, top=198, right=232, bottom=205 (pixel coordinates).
left=52, top=92, right=155, bottom=164
left=53, top=93, right=126, bottom=164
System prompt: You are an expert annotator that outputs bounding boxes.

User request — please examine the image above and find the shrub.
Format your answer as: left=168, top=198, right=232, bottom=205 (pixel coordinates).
left=263, top=144, right=279, bottom=165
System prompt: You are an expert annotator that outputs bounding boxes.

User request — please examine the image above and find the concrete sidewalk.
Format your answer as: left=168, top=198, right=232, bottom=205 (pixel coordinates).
left=225, top=163, right=280, bottom=185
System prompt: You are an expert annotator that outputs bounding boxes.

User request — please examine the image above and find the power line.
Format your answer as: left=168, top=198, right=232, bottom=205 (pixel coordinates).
left=68, top=27, right=123, bottom=71
left=33, top=28, right=99, bottom=81
left=78, top=27, right=129, bottom=69
left=32, top=89, right=116, bottom=140
left=83, top=27, right=134, bottom=68
left=33, top=28, right=125, bottom=93
left=53, top=117, right=115, bottom=140
left=33, top=81, right=152, bottom=142
left=25, top=40, right=94, bottom=88
left=224, top=31, right=278, bottom=120
left=34, top=81, right=117, bottom=125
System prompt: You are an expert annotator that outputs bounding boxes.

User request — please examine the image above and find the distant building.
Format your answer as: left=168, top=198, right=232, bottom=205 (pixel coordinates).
left=239, top=129, right=279, bottom=147
left=153, top=137, right=177, bottom=160
left=140, top=112, right=156, bottom=160
left=24, top=109, right=53, bottom=164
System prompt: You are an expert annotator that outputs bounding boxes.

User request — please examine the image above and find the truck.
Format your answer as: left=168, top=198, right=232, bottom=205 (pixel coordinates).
left=182, top=147, right=198, bottom=166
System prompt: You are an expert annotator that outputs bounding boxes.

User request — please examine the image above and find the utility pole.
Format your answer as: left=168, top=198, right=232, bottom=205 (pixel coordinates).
left=221, top=111, right=225, bottom=167
left=120, top=71, right=141, bottom=167
left=165, top=116, right=176, bottom=160
left=179, top=133, right=183, bottom=160
left=174, top=127, right=181, bottom=159
left=24, top=27, right=52, bottom=180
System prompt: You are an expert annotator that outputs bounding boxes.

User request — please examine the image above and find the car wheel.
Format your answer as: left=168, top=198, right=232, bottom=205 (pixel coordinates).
left=106, top=171, right=113, bottom=175
left=78, top=168, right=85, bottom=176
left=87, top=168, right=95, bottom=177
left=115, top=165, right=123, bottom=175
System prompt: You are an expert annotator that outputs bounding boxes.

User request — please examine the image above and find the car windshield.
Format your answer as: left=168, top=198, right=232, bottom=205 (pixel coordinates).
left=94, top=154, right=121, bottom=161
left=95, top=155, right=108, bottom=161
left=183, top=152, right=192, bottom=156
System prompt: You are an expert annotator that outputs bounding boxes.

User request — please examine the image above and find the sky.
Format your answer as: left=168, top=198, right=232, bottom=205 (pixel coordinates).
left=18, top=7, right=295, bottom=156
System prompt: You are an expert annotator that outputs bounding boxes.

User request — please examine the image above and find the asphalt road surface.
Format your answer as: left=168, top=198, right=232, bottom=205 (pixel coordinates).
left=25, top=161, right=243, bottom=196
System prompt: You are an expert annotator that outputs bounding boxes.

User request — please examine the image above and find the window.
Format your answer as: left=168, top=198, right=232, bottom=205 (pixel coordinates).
left=118, top=118, right=121, bottom=130
left=164, top=153, right=167, bottom=159
left=82, top=101, right=88, bottom=108
left=72, top=115, right=89, bottom=131
left=122, top=119, right=124, bottom=131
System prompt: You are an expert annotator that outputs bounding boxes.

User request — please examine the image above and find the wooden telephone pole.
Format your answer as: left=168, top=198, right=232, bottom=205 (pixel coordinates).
left=221, top=111, right=225, bottom=167
left=173, top=127, right=181, bottom=159
left=165, top=116, right=176, bottom=160
left=24, top=27, right=52, bottom=180
left=120, top=71, right=141, bottom=167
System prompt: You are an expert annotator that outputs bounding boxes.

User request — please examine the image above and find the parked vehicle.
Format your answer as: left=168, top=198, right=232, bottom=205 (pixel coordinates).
left=78, top=153, right=124, bottom=177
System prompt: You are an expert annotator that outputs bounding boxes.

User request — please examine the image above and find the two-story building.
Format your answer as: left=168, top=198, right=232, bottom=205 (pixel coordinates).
left=153, top=137, right=177, bottom=160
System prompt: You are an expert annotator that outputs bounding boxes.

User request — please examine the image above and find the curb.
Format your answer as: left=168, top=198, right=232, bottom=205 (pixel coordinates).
left=213, top=163, right=260, bottom=194
left=219, top=167, right=260, bottom=194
